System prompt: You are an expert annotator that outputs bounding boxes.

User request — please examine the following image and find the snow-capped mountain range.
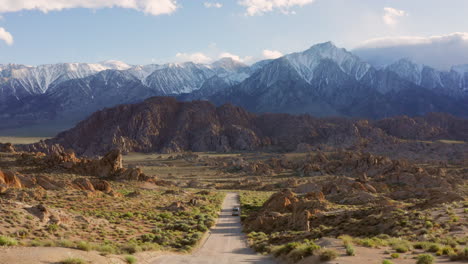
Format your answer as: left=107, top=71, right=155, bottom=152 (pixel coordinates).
left=1, top=42, right=467, bottom=133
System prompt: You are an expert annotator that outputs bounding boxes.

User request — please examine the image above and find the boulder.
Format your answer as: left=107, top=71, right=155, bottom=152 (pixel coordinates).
left=0, top=170, right=22, bottom=188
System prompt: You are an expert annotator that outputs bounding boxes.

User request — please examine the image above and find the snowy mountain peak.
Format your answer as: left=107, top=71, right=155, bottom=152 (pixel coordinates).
left=452, top=64, right=468, bottom=75
left=211, top=57, right=247, bottom=71
left=98, top=60, right=132, bottom=70
left=286, top=41, right=371, bottom=82
left=386, top=58, right=424, bottom=85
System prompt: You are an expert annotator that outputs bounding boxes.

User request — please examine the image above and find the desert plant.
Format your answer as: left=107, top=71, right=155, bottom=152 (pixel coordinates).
left=416, top=254, right=435, bottom=264
left=76, top=241, right=92, bottom=251
left=46, top=223, right=59, bottom=232
left=319, top=249, right=338, bottom=261
left=390, top=253, right=399, bottom=259
left=345, top=244, right=355, bottom=256
left=449, top=248, right=468, bottom=261
left=271, top=242, right=301, bottom=257
left=0, top=236, right=18, bottom=246
left=389, top=239, right=412, bottom=253
left=287, top=241, right=321, bottom=261
left=60, top=258, right=87, bottom=264
left=125, top=255, right=137, bottom=264
left=382, top=260, right=393, bottom=264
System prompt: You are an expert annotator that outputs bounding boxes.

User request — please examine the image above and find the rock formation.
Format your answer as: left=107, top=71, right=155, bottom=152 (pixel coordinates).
left=15, top=97, right=466, bottom=160
left=17, top=149, right=153, bottom=181
left=244, top=189, right=329, bottom=233
left=0, top=143, right=15, bottom=153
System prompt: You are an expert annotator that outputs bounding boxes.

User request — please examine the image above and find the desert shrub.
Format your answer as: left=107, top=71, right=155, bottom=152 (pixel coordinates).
left=416, top=254, right=434, bottom=264
left=0, top=236, right=18, bottom=246
left=394, top=244, right=410, bottom=253
left=272, top=242, right=301, bottom=257
left=287, top=241, right=321, bottom=261
left=388, top=239, right=412, bottom=253
left=124, top=255, right=137, bottom=264
left=140, top=233, right=156, bottom=243
left=96, top=244, right=117, bottom=254
left=56, top=240, right=74, bottom=248
left=204, top=218, right=215, bottom=228
left=425, top=221, right=434, bottom=229
left=120, top=243, right=142, bottom=254
left=414, top=242, right=430, bottom=250
left=449, top=248, right=468, bottom=261
left=76, top=241, right=92, bottom=251
left=122, top=212, right=134, bottom=218
left=382, top=260, right=393, bottom=264
left=46, top=223, right=59, bottom=232
left=427, top=243, right=441, bottom=253
left=339, top=235, right=353, bottom=246
left=440, top=246, right=454, bottom=256
left=196, top=223, right=208, bottom=232
left=345, top=244, right=355, bottom=256
left=319, top=249, right=338, bottom=261
left=60, top=258, right=87, bottom=264
left=390, top=253, right=399, bottom=259
left=356, top=237, right=387, bottom=248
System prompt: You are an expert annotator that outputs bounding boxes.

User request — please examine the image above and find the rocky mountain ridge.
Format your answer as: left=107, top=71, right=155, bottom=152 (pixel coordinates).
left=17, top=97, right=467, bottom=160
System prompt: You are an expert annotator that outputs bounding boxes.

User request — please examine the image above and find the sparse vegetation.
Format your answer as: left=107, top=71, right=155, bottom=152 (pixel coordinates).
left=319, top=249, right=338, bottom=261
left=125, top=255, right=137, bottom=264
left=60, top=258, right=87, bottom=264
left=345, top=244, right=355, bottom=256
left=0, top=236, right=18, bottom=246
left=416, top=254, right=435, bottom=264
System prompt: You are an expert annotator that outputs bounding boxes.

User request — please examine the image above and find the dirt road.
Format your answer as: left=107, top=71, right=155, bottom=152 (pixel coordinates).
left=150, top=192, right=276, bottom=264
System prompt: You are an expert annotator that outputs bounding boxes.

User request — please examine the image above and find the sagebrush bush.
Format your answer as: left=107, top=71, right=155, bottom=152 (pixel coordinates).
left=319, top=249, right=338, bottom=261
left=125, top=255, right=137, bottom=264
left=287, top=240, right=321, bottom=261
left=76, top=241, right=92, bottom=251
left=416, top=254, right=434, bottom=264
left=449, top=248, right=468, bottom=261
left=345, top=244, right=355, bottom=256
left=0, top=236, right=18, bottom=246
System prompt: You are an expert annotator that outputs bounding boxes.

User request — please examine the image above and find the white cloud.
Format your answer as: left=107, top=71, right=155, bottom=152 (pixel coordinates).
left=382, top=7, right=407, bottom=26
left=204, top=2, right=222, bottom=8
left=239, top=0, right=315, bottom=16
left=219, top=52, right=253, bottom=63
left=262, top=49, right=283, bottom=59
left=355, top=32, right=468, bottom=70
left=175, top=52, right=213, bottom=64
left=0, top=27, right=13, bottom=45
left=0, top=0, right=178, bottom=16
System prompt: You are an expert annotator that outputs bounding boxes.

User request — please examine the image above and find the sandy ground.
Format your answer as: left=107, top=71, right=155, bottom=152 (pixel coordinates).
left=0, top=247, right=125, bottom=264
left=0, top=137, right=49, bottom=144
left=149, top=193, right=277, bottom=264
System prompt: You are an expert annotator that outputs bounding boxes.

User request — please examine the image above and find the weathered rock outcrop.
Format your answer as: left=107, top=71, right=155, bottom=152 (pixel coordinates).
left=0, top=170, right=23, bottom=190
left=244, top=189, right=329, bottom=233
left=0, top=143, right=16, bottom=153
left=17, top=149, right=153, bottom=182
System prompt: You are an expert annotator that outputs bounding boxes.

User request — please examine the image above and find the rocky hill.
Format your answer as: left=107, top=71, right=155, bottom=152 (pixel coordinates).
left=18, top=97, right=467, bottom=159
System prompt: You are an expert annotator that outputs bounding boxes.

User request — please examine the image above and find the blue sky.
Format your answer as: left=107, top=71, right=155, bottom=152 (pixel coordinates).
left=1, top=0, right=468, bottom=66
